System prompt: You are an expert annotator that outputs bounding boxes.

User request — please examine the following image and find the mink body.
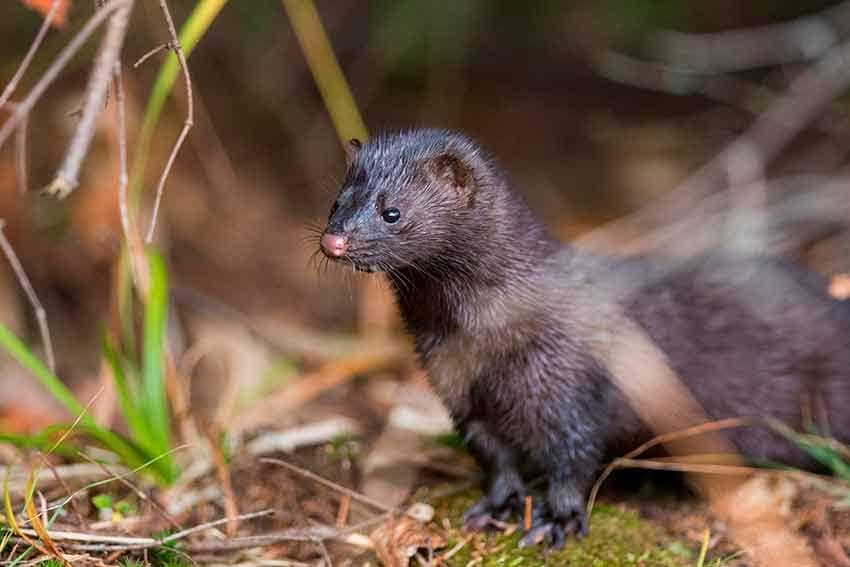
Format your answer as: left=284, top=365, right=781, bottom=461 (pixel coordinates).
left=319, top=129, right=850, bottom=548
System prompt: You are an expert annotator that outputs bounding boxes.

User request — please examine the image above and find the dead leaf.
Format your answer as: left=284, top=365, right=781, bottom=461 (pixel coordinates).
left=801, top=499, right=850, bottom=567
left=371, top=515, right=445, bottom=567
left=711, top=474, right=819, bottom=567
left=22, top=0, right=70, bottom=28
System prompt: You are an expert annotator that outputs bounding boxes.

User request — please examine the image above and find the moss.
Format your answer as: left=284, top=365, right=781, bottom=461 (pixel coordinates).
left=432, top=489, right=693, bottom=567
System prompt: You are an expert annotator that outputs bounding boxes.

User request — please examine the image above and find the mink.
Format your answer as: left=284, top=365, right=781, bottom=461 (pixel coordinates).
left=318, top=129, right=850, bottom=548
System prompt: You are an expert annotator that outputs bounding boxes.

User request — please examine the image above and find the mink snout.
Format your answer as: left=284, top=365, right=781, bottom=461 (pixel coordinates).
left=320, top=233, right=348, bottom=257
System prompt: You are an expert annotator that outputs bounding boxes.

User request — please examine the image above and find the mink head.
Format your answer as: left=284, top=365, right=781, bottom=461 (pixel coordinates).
left=320, top=129, right=501, bottom=273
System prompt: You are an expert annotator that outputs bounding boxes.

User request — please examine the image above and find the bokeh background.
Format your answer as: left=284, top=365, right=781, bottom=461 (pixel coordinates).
left=1, top=2, right=849, bottom=563
left=3, top=0, right=850, bottom=464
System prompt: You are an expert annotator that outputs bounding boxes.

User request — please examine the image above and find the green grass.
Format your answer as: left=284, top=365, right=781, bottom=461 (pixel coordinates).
left=0, top=249, right=178, bottom=485
left=0, top=0, right=234, bottom=487
left=767, top=418, right=850, bottom=482
left=433, top=488, right=690, bottom=567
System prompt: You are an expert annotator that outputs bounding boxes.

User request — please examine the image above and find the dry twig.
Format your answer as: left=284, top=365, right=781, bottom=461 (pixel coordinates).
left=47, top=1, right=135, bottom=198
left=133, top=41, right=173, bottom=69
left=651, top=1, right=850, bottom=73
left=580, top=37, right=850, bottom=251
left=586, top=417, right=752, bottom=515
left=145, top=0, right=194, bottom=243
left=0, top=220, right=55, bottom=373
left=0, top=0, right=131, bottom=153
left=260, top=457, right=395, bottom=514
left=0, top=0, right=63, bottom=110
left=75, top=451, right=183, bottom=532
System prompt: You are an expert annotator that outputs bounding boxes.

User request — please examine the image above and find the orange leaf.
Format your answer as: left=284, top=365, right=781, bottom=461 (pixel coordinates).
left=22, top=0, right=70, bottom=28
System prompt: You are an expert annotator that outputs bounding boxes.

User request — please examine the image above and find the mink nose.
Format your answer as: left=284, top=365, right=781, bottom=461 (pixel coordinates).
left=320, top=233, right=349, bottom=257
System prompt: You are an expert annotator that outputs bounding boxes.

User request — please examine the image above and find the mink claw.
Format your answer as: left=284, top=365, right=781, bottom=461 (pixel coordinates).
left=518, top=507, right=587, bottom=549
left=518, top=522, right=554, bottom=548
left=461, top=497, right=511, bottom=532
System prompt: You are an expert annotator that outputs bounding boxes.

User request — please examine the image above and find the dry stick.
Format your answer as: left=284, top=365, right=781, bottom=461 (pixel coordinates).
left=15, top=112, right=29, bottom=194
left=145, top=0, right=194, bottom=244
left=0, top=220, right=55, bottom=373
left=2, top=101, right=32, bottom=194
left=0, top=0, right=131, bottom=152
left=37, top=444, right=190, bottom=522
left=111, top=63, right=151, bottom=299
left=180, top=515, right=387, bottom=554
left=46, top=1, right=135, bottom=198
left=113, top=63, right=130, bottom=248
left=593, top=50, right=849, bottom=138
left=206, top=427, right=239, bottom=537
left=18, top=509, right=275, bottom=553
left=317, top=539, right=333, bottom=567
left=608, top=458, right=760, bottom=476
left=586, top=417, right=752, bottom=516
left=260, top=457, right=395, bottom=514
left=133, top=41, right=173, bottom=69
left=75, top=451, right=183, bottom=532
left=0, top=0, right=62, bottom=110
left=336, top=494, right=350, bottom=528
left=577, top=37, right=850, bottom=251
left=651, top=0, right=850, bottom=73
left=38, top=458, right=86, bottom=528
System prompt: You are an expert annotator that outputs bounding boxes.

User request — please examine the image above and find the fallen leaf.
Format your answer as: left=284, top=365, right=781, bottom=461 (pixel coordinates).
left=371, top=515, right=445, bottom=567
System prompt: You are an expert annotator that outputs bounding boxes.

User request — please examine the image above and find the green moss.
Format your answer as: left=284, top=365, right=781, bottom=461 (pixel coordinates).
left=433, top=489, right=693, bottom=567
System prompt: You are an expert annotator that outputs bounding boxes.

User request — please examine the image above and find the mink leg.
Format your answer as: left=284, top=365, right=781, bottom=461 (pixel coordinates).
left=518, top=475, right=588, bottom=548
left=518, top=444, right=599, bottom=549
left=460, top=421, right=527, bottom=531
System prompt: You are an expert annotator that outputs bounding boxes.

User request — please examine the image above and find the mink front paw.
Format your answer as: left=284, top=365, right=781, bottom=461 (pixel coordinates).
left=461, top=496, right=514, bottom=531
left=517, top=505, right=587, bottom=549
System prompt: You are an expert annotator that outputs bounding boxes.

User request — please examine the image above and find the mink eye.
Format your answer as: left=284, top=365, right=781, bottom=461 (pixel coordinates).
left=328, top=201, right=339, bottom=220
left=381, top=208, right=401, bottom=224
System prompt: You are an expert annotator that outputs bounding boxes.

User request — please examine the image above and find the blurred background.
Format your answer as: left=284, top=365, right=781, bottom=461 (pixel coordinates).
left=4, top=0, right=850, bottom=467
left=1, top=1, right=850, bottom=563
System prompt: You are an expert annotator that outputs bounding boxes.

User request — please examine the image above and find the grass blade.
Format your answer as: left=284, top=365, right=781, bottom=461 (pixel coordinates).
left=129, top=0, right=228, bottom=204
left=281, top=0, right=368, bottom=144
left=141, top=250, right=175, bottom=480
left=101, top=334, right=145, bottom=444
left=0, top=325, right=85, bottom=421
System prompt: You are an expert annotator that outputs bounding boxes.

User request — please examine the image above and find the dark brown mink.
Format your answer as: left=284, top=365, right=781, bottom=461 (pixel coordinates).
left=318, top=129, right=850, bottom=548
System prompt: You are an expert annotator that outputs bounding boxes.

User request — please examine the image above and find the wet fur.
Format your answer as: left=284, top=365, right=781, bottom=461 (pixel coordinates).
left=321, top=129, right=850, bottom=547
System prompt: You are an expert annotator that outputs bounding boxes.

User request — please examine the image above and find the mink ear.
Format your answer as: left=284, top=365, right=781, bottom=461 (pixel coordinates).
left=345, top=138, right=362, bottom=166
left=424, top=152, right=472, bottom=194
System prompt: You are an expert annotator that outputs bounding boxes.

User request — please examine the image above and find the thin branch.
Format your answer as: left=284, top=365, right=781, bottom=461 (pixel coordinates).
left=39, top=445, right=190, bottom=520
left=0, top=221, right=55, bottom=373
left=650, top=1, right=850, bottom=74
left=75, top=451, right=183, bottom=532
left=15, top=113, right=29, bottom=193
left=113, top=63, right=130, bottom=245
left=111, top=62, right=150, bottom=292
left=206, top=427, right=239, bottom=537
left=36, top=509, right=275, bottom=552
left=592, top=50, right=849, bottom=137
left=46, top=1, right=135, bottom=198
left=586, top=417, right=752, bottom=515
left=0, top=0, right=132, bottom=152
left=179, top=515, right=386, bottom=554
left=6, top=103, right=32, bottom=194
left=133, top=41, right=172, bottom=68
left=0, top=0, right=62, bottom=110
left=260, top=457, right=395, bottom=514
left=145, top=0, right=194, bottom=243
left=578, top=37, right=850, bottom=250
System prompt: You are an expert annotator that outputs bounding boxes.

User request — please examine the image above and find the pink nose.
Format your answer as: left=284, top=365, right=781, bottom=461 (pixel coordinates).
left=321, top=233, right=348, bottom=257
